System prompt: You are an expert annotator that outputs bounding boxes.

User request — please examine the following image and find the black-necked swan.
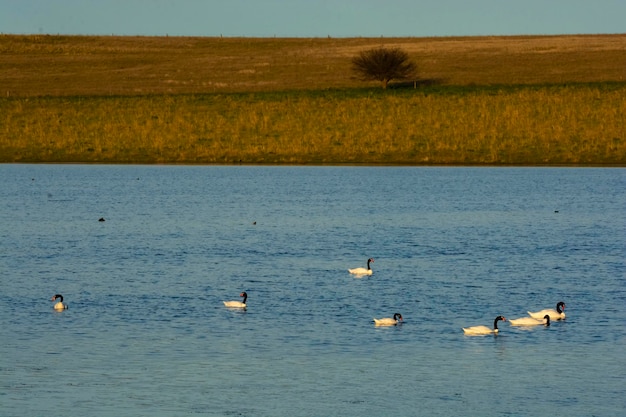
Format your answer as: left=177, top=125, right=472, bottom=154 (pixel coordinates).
left=223, top=292, right=247, bottom=308
left=373, top=313, right=403, bottom=326
left=528, top=301, right=565, bottom=320
left=462, top=316, right=506, bottom=335
left=348, top=258, right=374, bottom=275
left=51, top=294, right=68, bottom=310
left=510, top=314, right=550, bottom=326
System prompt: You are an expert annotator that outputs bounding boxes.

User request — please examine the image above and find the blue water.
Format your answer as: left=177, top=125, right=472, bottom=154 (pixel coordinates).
left=1, top=165, right=624, bottom=417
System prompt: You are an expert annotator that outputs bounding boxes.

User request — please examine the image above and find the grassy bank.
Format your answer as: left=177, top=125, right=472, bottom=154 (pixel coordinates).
left=2, top=84, right=624, bottom=165
left=1, top=34, right=625, bottom=165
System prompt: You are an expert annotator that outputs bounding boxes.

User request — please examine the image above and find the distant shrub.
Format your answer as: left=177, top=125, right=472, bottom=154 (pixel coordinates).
left=351, top=47, right=417, bottom=89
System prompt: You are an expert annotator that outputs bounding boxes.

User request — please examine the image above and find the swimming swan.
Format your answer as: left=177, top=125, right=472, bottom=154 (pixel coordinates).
left=373, top=313, right=403, bottom=326
left=51, top=294, right=68, bottom=310
left=510, top=314, right=550, bottom=326
left=462, top=316, right=506, bottom=335
left=223, top=292, right=247, bottom=308
left=349, top=258, right=374, bottom=275
left=528, top=301, right=565, bottom=320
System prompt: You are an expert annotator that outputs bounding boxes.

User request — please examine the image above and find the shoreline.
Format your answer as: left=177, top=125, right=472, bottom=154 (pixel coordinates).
left=1, top=34, right=624, bottom=165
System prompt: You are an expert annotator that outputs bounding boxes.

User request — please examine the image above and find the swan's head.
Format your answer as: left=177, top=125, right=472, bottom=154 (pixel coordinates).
left=239, top=292, right=247, bottom=298
left=51, top=294, right=63, bottom=302
left=556, top=302, right=565, bottom=313
left=393, top=313, right=403, bottom=322
left=367, top=258, right=374, bottom=263
left=543, top=314, right=551, bottom=326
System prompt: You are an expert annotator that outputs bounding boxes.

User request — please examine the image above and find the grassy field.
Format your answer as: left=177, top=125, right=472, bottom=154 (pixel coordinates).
left=1, top=34, right=625, bottom=165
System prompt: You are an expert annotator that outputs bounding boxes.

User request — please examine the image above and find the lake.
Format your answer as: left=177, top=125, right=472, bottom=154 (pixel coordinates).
left=1, top=165, right=624, bottom=417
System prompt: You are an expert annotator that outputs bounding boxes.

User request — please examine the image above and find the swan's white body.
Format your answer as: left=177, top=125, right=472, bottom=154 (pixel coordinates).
left=463, top=316, right=506, bottom=335
left=349, top=258, right=374, bottom=276
left=528, top=309, right=565, bottom=320
left=349, top=268, right=372, bottom=276
left=528, top=302, right=565, bottom=320
left=224, top=292, right=247, bottom=308
left=462, top=325, right=496, bottom=335
left=373, top=313, right=403, bottom=326
left=223, top=300, right=246, bottom=308
left=510, top=315, right=550, bottom=326
left=51, top=294, right=68, bottom=310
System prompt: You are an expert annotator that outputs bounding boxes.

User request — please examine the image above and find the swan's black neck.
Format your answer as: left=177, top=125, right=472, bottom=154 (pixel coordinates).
left=556, top=302, right=565, bottom=313
left=544, top=315, right=551, bottom=326
left=367, top=259, right=372, bottom=270
left=493, top=316, right=505, bottom=330
left=241, top=293, right=247, bottom=304
left=55, top=294, right=63, bottom=302
left=393, top=313, right=402, bottom=321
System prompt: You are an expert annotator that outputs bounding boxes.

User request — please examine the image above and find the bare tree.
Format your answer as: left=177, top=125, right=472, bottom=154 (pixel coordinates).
left=351, top=47, right=417, bottom=89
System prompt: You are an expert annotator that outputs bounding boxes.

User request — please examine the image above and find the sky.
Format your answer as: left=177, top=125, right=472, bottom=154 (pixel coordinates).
left=1, top=0, right=624, bottom=38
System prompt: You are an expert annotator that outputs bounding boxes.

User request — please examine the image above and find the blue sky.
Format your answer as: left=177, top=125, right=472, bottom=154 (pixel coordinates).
left=1, top=0, right=624, bottom=37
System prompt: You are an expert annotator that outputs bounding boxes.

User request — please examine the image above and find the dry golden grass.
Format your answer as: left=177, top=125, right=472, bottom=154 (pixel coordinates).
left=1, top=34, right=625, bottom=96
left=2, top=85, right=624, bottom=165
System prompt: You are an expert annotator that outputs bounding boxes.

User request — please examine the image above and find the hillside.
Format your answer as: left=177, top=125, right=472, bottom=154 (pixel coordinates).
left=1, top=34, right=625, bottom=96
